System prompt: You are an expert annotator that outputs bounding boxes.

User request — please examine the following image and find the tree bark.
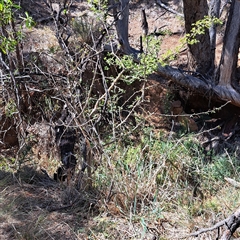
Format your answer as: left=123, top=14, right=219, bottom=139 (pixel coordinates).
left=156, top=64, right=240, bottom=107
left=216, top=0, right=240, bottom=87
left=183, top=0, right=214, bottom=75
left=113, top=0, right=140, bottom=56
left=209, top=0, right=221, bottom=65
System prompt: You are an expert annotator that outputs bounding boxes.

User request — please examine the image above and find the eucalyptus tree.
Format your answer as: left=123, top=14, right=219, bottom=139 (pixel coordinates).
left=113, top=0, right=240, bottom=107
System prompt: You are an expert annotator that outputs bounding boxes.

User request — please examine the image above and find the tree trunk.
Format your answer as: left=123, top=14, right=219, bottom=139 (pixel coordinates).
left=209, top=0, right=221, bottom=65
left=112, top=0, right=140, bottom=56
left=183, top=0, right=214, bottom=75
left=113, top=0, right=240, bottom=107
left=216, top=0, right=240, bottom=87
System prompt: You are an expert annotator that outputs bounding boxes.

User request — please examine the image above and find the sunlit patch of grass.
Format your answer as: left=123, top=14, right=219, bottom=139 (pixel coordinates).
left=0, top=156, right=16, bottom=171
left=2, top=124, right=240, bottom=239
left=203, top=154, right=240, bottom=181
left=71, top=13, right=103, bottom=45
left=96, top=132, right=191, bottom=214
left=92, top=128, right=240, bottom=238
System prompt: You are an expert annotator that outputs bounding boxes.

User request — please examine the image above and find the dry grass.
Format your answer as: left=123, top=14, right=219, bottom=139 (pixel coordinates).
left=2, top=132, right=240, bottom=239
left=0, top=167, right=100, bottom=240
left=1, top=1, right=240, bottom=239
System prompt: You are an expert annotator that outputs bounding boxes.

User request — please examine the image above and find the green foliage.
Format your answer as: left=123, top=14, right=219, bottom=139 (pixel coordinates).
left=0, top=35, right=17, bottom=54
left=0, top=0, right=19, bottom=53
left=159, top=43, right=183, bottom=66
left=105, top=36, right=161, bottom=84
left=95, top=126, right=240, bottom=220
left=0, top=0, right=35, bottom=54
left=0, top=156, right=16, bottom=171
left=5, top=99, right=17, bottom=117
left=186, top=16, right=222, bottom=45
left=87, top=0, right=108, bottom=13
left=21, top=12, right=35, bottom=28
left=202, top=154, right=240, bottom=183
left=156, top=28, right=172, bottom=36
left=155, top=16, right=223, bottom=66
left=0, top=0, right=20, bottom=24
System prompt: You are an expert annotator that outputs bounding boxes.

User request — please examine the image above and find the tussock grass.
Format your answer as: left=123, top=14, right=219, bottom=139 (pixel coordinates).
left=90, top=129, right=240, bottom=239
left=1, top=0, right=240, bottom=239
left=1, top=128, right=240, bottom=239
left=71, top=13, right=103, bottom=46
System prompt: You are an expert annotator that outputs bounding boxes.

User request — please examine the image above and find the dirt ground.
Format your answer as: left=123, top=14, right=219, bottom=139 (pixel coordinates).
left=1, top=0, right=239, bottom=239
left=1, top=1, right=185, bottom=239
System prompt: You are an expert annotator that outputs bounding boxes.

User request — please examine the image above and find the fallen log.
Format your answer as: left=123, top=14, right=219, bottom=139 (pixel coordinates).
left=187, top=208, right=240, bottom=239
left=156, top=64, right=240, bottom=108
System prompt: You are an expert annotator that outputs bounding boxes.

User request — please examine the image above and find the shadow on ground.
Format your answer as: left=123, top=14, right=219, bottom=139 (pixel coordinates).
left=0, top=166, right=100, bottom=240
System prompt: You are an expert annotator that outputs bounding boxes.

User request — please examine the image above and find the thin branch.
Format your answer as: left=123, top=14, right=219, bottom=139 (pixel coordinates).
left=89, top=69, right=125, bottom=117
left=186, top=208, right=240, bottom=239
left=225, top=177, right=240, bottom=188
left=187, top=219, right=228, bottom=237
left=156, top=0, right=184, bottom=17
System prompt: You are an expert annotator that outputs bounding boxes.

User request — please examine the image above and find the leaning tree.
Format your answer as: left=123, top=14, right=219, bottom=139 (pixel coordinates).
left=113, top=0, right=240, bottom=107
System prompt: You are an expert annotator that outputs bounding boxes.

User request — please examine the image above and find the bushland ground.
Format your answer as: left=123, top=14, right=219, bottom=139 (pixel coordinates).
left=1, top=1, right=240, bottom=239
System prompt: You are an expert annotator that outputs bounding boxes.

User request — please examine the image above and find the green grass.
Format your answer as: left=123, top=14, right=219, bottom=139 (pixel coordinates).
left=91, top=128, right=240, bottom=237
left=1, top=127, right=240, bottom=239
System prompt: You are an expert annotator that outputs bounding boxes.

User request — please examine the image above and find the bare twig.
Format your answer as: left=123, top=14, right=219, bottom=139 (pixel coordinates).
left=89, top=69, right=125, bottom=117
left=156, top=0, right=184, bottom=17
left=225, top=177, right=240, bottom=188
left=141, top=8, right=148, bottom=36
left=186, top=208, right=240, bottom=239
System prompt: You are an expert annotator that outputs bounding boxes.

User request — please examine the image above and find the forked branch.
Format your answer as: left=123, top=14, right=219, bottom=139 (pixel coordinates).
left=187, top=208, right=240, bottom=239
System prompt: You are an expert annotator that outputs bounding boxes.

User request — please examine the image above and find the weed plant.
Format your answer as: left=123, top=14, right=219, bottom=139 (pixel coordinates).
left=93, top=127, right=240, bottom=233
left=1, top=2, right=240, bottom=239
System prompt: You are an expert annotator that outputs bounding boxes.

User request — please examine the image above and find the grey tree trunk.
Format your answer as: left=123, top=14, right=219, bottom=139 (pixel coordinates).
left=183, top=0, right=214, bottom=75
left=209, top=0, right=221, bottom=65
left=216, top=0, right=240, bottom=86
left=112, top=0, right=140, bottom=56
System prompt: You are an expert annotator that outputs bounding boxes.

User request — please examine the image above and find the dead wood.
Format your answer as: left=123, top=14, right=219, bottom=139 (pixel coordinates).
left=141, top=8, right=148, bottom=36
left=187, top=208, right=240, bottom=239
left=113, top=0, right=141, bottom=55
left=225, top=177, right=240, bottom=188
left=209, top=0, right=220, bottom=64
left=156, top=64, right=240, bottom=108
left=156, top=0, right=184, bottom=17
left=216, top=1, right=240, bottom=88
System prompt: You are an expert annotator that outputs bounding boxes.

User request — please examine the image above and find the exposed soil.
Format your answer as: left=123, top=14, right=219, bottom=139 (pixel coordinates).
left=1, top=1, right=240, bottom=239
